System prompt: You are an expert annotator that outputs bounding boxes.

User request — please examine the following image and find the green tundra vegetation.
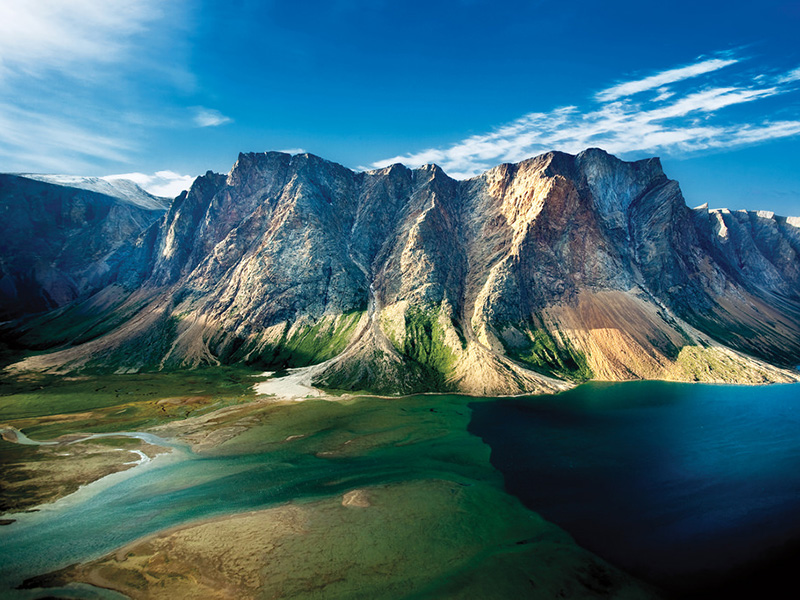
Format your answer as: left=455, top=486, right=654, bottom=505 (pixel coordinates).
left=501, top=322, right=593, bottom=382
left=0, top=367, right=258, bottom=439
left=392, top=305, right=460, bottom=388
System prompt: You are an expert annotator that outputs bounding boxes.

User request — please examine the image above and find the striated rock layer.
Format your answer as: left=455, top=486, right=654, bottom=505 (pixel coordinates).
left=4, top=149, right=800, bottom=394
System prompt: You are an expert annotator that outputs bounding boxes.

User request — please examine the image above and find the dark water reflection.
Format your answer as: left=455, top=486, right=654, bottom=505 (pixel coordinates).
left=469, top=381, right=800, bottom=597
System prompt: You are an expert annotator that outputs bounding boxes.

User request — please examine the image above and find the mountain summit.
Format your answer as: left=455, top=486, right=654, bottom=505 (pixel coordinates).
left=3, top=149, right=799, bottom=394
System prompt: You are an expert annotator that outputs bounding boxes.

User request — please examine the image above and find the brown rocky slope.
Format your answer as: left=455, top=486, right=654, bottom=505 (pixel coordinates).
left=4, top=149, right=799, bottom=394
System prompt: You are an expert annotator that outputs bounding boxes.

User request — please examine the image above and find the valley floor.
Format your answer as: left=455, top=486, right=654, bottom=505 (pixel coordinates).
left=0, top=367, right=661, bottom=600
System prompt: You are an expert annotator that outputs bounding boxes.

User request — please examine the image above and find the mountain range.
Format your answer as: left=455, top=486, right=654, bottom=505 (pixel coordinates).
left=2, top=148, right=799, bottom=395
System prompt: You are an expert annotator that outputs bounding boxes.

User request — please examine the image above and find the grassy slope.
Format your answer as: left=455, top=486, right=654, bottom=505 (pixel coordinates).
left=384, top=305, right=461, bottom=391
left=235, top=311, right=364, bottom=369
left=500, top=321, right=593, bottom=382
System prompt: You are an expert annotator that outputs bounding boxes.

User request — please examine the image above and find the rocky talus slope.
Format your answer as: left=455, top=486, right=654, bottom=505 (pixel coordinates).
left=3, top=149, right=799, bottom=394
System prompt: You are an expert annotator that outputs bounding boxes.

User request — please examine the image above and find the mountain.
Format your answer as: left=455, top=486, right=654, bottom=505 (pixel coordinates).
left=0, top=174, right=168, bottom=320
left=3, top=150, right=799, bottom=394
left=15, top=174, right=170, bottom=211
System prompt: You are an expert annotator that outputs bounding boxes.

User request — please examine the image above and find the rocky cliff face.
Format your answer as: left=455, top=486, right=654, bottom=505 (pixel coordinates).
left=4, top=150, right=799, bottom=394
left=0, top=174, right=168, bottom=320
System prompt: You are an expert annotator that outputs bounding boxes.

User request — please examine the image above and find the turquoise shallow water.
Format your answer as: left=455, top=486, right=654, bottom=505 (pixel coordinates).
left=468, top=381, right=800, bottom=597
left=0, top=394, right=500, bottom=595
left=2, top=382, right=799, bottom=598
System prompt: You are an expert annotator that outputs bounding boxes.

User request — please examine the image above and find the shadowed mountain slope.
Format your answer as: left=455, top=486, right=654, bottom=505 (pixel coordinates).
left=3, top=150, right=799, bottom=394
left=0, top=174, right=168, bottom=320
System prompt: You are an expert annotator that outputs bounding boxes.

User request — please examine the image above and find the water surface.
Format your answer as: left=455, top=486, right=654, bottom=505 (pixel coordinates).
left=469, top=381, right=800, bottom=596
left=0, top=396, right=504, bottom=594
left=4, top=382, right=799, bottom=598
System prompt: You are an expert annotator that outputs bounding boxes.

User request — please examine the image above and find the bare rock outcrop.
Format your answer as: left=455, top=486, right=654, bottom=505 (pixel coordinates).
left=4, top=149, right=799, bottom=393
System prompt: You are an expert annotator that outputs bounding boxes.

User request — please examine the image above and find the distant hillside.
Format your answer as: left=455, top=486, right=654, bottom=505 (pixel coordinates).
left=0, top=174, right=167, bottom=319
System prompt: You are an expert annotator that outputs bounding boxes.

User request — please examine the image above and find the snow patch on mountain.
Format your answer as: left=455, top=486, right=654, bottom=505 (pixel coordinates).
left=16, top=173, right=169, bottom=211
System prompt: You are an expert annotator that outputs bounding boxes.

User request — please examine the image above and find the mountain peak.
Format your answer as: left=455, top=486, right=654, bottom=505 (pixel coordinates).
left=414, top=163, right=450, bottom=178
left=5, top=148, right=799, bottom=394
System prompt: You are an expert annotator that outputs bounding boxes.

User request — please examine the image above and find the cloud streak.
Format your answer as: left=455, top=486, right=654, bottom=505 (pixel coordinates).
left=192, top=107, right=233, bottom=128
left=0, top=0, right=162, bottom=79
left=778, top=67, right=800, bottom=84
left=0, top=102, right=133, bottom=173
left=372, top=56, right=800, bottom=178
left=595, top=57, right=738, bottom=102
left=0, top=0, right=195, bottom=173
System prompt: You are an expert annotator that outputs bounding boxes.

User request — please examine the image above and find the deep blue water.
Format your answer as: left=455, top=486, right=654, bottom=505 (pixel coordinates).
left=469, top=381, right=800, bottom=597
left=4, top=382, right=800, bottom=598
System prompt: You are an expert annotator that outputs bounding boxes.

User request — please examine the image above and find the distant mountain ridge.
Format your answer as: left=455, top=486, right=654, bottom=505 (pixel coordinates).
left=0, top=173, right=167, bottom=320
left=2, top=149, right=799, bottom=394
left=13, top=174, right=169, bottom=211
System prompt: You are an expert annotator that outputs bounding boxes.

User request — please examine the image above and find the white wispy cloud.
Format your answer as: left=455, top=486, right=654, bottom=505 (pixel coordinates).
left=652, top=87, right=675, bottom=102
left=778, top=67, right=800, bottom=84
left=193, top=107, right=233, bottom=128
left=0, top=102, right=133, bottom=173
left=0, top=0, right=162, bottom=79
left=0, top=0, right=193, bottom=173
left=372, top=56, right=800, bottom=178
left=595, top=57, right=738, bottom=102
left=103, top=170, right=196, bottom=198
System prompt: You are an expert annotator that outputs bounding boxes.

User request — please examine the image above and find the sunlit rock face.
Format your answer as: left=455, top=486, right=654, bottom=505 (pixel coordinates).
left=0, top=174, right=167, bottom=319
left=4, top=149, right=800, bottom=394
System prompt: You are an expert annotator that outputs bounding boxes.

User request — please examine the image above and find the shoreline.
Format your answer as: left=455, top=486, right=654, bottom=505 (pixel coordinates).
left=252, top=367, right=800, bottom=408
left=0, top=445, right=178, bottom=525
left=6, top=371, right=799, bottom=598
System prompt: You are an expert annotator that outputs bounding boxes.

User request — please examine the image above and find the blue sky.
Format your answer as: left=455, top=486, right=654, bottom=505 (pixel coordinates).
left=1, top=1, right=799, bottom=215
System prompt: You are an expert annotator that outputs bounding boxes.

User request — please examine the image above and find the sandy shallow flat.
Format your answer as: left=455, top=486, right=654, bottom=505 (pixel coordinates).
left=33, top=479, right=660, bottom=600
left=5, top=372, right=664, bottom=599
left=253, top=368, right=325, bottom=400
left=0, top=436, right=168, bottom=514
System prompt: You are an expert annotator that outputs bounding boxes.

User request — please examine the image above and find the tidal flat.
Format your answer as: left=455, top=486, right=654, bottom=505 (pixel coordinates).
left=0, top=369, right=656, bottom=599
left=0, top=369, right=255, bottom=513
left=2, top=372, right=800, bottom=599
